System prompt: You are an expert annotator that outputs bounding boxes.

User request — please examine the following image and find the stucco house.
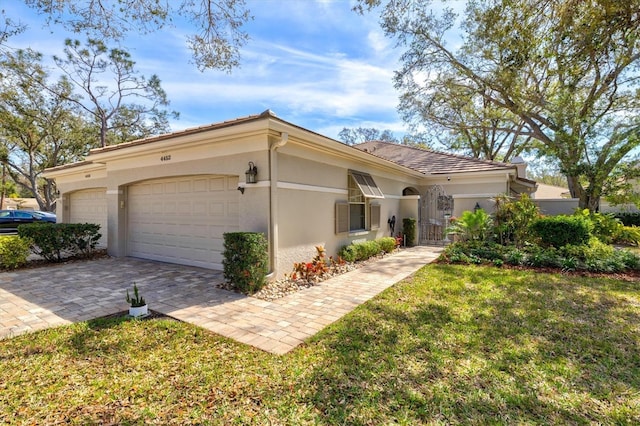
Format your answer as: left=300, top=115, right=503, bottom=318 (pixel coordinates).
left=44, top=110, right=536, bottom=278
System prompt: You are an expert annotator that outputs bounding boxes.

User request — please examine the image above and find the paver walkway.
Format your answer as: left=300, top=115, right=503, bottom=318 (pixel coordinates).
left=0, top=246, right=442, bottom=354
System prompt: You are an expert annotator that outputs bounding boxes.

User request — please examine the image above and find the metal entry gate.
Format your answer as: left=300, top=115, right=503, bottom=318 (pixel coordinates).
left=420, top=185, right=453, bottom=245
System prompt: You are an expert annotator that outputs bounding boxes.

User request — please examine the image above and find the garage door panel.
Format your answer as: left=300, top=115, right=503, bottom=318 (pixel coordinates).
left=69, top=188, right=108, bottom=247
left=193, top=178, right=208, bottom=192
left=127, top=175, right=239, bottom=270
left=228, top=201, right=239, bottom=216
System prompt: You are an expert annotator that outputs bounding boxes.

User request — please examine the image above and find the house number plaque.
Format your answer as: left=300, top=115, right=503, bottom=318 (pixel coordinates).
left=160, top=154, right=172, bottom=162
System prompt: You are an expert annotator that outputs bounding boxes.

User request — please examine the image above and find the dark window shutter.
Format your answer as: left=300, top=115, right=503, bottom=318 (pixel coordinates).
left=335, top=202, right=349, bottom=234
left=370, top=204, right=381, bottom=230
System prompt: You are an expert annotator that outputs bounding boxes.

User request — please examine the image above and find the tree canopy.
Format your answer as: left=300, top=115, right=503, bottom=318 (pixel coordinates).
left=21, top=0, right=252, bottom=72
left=0, top=50, right=95, bottom=210
left=338, top=127, right=398, bottom=145
left=358, top=0, right=640, bottom=210
left=54, top=38, right=177, bottom=147
left=0, top=38, right=177, bottom=209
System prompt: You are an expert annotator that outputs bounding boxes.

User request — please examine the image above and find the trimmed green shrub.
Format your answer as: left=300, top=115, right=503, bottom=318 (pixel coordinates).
left=378, top=237, right=397, bottom=253
left=613, top=212, right=640, bottom=227
left=358, top=240, right=382, bottom=260
left=338, top=244, right=358, bottom=263
left=0, top=236, right=32, bottom=269
left=18, top=223, right=101, bottom=262
left=338, top=238, right=392, bottom=263
left=402, top=217, right=417, bottom=247
left=530, top=215, right=592, bottom=248
left=223, top=232, right=268, bottom=294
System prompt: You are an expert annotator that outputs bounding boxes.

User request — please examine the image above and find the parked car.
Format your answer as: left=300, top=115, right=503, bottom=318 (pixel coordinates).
left=0, top=210, right=57, bottom=233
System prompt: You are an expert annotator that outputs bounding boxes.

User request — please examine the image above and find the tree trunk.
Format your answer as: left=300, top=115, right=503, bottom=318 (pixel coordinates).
left=100, top=117, right=107, bottom=148
left=566, top=175, right=586, bottom=211
left=567, top=175, right=601, bottom=212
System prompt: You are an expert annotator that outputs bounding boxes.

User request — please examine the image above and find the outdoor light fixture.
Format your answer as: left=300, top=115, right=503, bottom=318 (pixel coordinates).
left=474, top=202, right=481, bottom=211
left=245, top=161, right=258, bottom=184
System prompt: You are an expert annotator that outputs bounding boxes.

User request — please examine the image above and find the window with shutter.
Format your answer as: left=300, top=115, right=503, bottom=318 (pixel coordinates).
left=335, top=171, right=385, bottom=233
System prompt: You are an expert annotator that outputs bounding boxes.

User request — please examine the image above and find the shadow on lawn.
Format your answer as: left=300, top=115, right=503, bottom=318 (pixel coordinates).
left=67, top=311, right=174, bottom=356
left=306, top=264, right=640, bottom=424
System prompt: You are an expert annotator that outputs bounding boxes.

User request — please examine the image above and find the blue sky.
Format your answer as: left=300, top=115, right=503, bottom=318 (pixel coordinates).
left=7, top=0, right=418, bottom=140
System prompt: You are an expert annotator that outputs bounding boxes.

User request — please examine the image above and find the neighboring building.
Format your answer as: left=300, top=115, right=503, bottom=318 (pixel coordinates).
left=44, top=110, right=536, bottom=278
left=1, top=198, right=39, bottom=211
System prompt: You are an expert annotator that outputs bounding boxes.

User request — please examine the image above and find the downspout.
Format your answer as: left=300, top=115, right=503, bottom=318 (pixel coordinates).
left=266, top=132, right=288, bottom=280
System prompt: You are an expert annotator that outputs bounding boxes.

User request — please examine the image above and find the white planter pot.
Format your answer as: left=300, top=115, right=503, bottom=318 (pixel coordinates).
left=129, top=304, right=148, bottom=318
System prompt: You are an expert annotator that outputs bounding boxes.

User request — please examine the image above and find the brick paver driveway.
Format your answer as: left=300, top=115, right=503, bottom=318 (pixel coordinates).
left=0, top=247, right=442, bottom=354
left=0, top=257, right=232, bottom=338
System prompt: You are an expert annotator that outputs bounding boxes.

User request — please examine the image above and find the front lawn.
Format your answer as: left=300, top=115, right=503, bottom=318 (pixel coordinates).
left=1, top=264, right=639, bottom=424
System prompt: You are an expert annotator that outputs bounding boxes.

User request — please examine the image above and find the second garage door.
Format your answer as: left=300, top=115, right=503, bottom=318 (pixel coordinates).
left=127, top=175, right=239, bottom=269
left=69, top=188, right=108, bottom=247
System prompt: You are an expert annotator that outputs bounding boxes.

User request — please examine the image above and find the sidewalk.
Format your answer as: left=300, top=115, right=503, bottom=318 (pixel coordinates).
left=159, top=245, right=443, bottom=354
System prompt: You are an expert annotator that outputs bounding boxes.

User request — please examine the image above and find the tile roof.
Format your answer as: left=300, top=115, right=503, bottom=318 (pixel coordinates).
left=353, top=141, right=515, bottom=175
left=89, top=109, right=279, bottom=155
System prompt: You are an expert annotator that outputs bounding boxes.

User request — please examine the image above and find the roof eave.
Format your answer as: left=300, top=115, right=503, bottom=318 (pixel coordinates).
left=43, top=161, right=105, bottom=178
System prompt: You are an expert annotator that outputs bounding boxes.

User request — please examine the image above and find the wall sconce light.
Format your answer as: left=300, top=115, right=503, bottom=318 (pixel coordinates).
left=245, top=161, right=258, bottom=184
left=237, top=186, right=245, bottom=194
left=474, top=202, right=481, bottom=211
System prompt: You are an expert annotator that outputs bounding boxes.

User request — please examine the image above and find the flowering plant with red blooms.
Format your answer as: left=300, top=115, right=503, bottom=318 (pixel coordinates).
left=290, top=245, right=345, bottom=282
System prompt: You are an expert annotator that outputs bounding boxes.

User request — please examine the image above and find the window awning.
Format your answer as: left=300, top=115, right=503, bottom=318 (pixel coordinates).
left=350, top=171, right=385, bottom=198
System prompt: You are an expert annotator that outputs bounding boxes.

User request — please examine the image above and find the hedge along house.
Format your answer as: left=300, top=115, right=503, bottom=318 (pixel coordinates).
left=44, top=110, right=536, bottom=278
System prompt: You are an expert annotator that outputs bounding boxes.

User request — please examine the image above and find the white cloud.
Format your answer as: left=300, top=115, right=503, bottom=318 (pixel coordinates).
left=6, top=0, right=410, bottom=140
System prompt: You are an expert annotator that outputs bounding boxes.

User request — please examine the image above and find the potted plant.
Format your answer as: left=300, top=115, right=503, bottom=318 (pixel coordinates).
left=126, top=283, right=148, bottom=318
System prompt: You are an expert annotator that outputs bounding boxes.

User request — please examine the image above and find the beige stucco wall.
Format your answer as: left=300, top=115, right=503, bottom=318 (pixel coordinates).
left=46, top=116, right=523, bottom=280
left=51, top=131, right=273, bottom=259
left=535, top=199, right=580, bottom=216
left=423, top=175, right=510, bottom=217
left=272, top=145, right=419, bottom=276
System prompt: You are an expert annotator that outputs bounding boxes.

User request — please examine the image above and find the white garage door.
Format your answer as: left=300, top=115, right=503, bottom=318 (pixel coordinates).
left=69, top=188, right=108, bottom=247
left=127, top=175, right=239, bottom=269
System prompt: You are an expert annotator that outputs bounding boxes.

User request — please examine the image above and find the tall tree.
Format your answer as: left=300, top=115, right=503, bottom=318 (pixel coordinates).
left=338, top=127, right=398, bottom=145
left=399, top=78, right=534, bottom=161
left=53, top=38, right=177, bottom=147
left=338, top=126, right=433, bottom=149
left=358, top=0, right=640, bottom=210
left=0, top=49, right=94, bottom=211
left=22, top=0, right=251, bottom=72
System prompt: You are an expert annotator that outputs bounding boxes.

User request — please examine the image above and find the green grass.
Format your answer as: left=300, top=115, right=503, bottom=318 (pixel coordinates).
left=1, top=264, right=639, bottom=424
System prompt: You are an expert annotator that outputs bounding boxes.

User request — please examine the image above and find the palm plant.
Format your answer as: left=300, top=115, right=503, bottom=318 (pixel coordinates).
left=446, top=209, right=493, bottom=242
